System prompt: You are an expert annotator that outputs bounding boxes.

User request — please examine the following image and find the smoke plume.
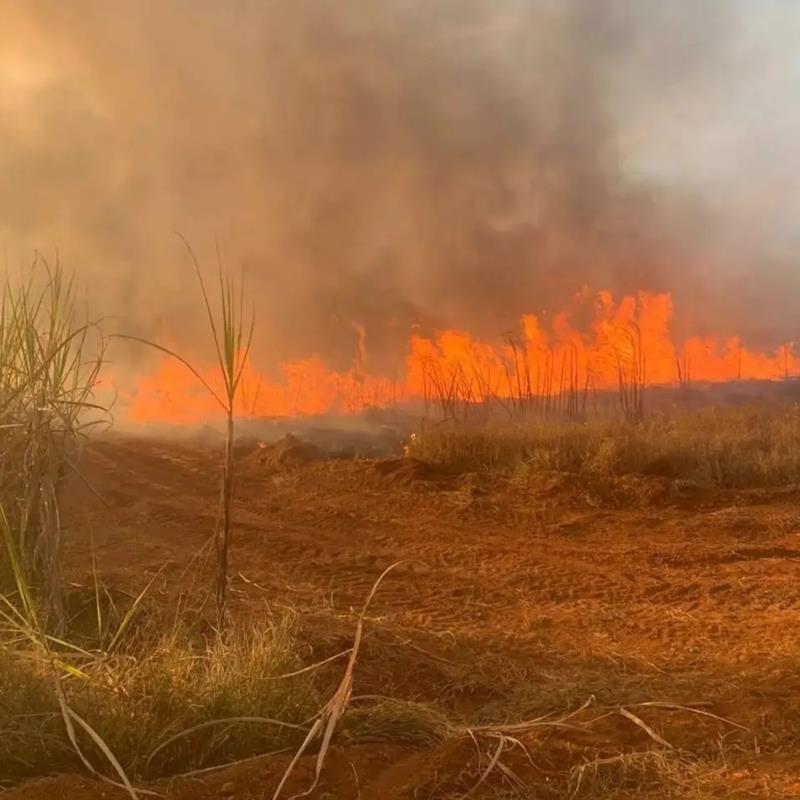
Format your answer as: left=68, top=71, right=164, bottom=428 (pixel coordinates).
left=1, top=0, right=798, bottom=370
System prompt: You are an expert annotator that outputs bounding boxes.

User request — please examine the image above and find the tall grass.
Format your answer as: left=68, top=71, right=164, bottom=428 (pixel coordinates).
left=408, top=404, right=800, bottom=488
left=0, top=257, right=107, bottom=627
left=118, top=238, right=253, bottom=628
left=184, top=240, right=254, bottom=629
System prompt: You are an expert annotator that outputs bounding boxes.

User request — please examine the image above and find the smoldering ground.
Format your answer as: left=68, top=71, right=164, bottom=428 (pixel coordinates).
left=1, top=0, right=799, bottom=370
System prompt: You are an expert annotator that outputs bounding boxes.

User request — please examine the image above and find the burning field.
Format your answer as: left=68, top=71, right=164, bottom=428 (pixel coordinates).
left=5, top=1, right=800, bottom=798
left=122, top=287, right=800, bottom=426
left=4, top=270, right=800, bottom=800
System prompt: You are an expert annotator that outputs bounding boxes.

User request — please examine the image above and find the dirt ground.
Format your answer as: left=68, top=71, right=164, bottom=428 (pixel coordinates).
left=9, top=432, right=800, bottom=798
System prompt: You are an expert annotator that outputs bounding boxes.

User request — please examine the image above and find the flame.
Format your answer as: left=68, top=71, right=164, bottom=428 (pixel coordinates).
left=123, top=290, right=799, bottom=424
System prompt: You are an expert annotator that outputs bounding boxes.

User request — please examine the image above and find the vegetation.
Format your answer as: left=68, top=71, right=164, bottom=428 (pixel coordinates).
left=0, top=257, right=107, bottom=626
left=0, top=601, right=318, bottom=784
left=117, top=238, right=254, bottom=628
left=408, top=404, right=800, bottom=488
left=0, top=254, right=402, bottom=797
left=0, top=252, right=268, bottom=792
left=0, top=256, right=795, bottom=796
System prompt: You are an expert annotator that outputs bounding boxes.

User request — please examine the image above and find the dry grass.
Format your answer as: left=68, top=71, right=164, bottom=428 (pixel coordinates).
left=569, top=750, right=692, bottom=799
left=342, top=698, right=453, bottom=746
left=0, top=561, right=457, bottom=791
left=0, top=581, right=765, bottom=796
left=408, top=404, right=800, bottom=489
left=0, top=609, right=319, bottom=785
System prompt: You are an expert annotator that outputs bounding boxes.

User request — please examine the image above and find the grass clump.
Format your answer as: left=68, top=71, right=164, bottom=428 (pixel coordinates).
left=408, top=405, right=800, bottom=489
left=342, top=698, right=453, bottom=746
left=0, top=612, right=319, bottom=784
left=0, top=257, right=107, bottom=624
left=570, top=750, right=689, bottom=799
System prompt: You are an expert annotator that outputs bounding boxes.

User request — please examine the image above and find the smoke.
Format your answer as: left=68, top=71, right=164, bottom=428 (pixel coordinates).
left=1, top=0, right=798, bottom=369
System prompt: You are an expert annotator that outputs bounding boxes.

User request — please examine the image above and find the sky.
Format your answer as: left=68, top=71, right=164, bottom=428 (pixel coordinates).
left=1, top=1, right=799, bottom=368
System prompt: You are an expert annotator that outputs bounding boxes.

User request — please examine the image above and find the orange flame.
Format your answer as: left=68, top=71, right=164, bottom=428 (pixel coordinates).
left=123, top=290, right=799, bottom=424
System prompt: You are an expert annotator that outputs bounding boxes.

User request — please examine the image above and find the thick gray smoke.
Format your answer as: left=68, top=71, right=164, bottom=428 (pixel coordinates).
left=1, top=0, right=798, bottom=370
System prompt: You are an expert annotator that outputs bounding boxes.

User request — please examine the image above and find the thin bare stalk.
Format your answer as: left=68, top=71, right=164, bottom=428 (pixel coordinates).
left=116, top=237, right=253, bottom=628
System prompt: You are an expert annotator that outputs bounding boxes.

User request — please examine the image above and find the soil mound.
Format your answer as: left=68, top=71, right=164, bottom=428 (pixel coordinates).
left=242, top=434, right=323, bottom=471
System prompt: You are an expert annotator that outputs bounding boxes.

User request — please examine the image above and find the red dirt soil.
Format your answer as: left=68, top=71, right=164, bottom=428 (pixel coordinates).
left=8, top=432, right=800, bottom=798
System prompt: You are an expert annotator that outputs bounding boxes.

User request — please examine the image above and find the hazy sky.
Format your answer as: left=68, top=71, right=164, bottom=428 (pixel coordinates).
left=1, top=1, right=799, bottom=367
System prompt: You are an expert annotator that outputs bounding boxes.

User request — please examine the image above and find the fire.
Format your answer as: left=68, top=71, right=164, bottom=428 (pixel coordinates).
left=123, top=290, right=799, bottom=424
